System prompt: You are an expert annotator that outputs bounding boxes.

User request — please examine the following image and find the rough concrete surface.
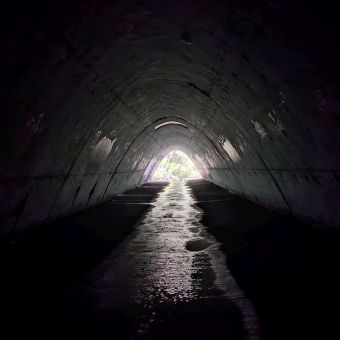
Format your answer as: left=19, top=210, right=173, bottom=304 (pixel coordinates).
left=1, top=1, right=340, bottom=235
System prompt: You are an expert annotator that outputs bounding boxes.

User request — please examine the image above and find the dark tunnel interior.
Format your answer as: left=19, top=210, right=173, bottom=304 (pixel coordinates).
left=1, top=0, right=340, bottom=339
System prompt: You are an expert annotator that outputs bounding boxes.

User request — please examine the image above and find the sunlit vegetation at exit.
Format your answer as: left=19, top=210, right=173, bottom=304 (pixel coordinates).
left=151, top=150, right=201, bottom=181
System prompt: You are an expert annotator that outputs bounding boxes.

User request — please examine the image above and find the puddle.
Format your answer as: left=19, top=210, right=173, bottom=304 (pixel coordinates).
left=186, top=238, right=213, bottom=251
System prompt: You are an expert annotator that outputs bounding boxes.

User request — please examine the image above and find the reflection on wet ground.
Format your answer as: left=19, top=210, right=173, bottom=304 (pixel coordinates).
left=2, top=180, right=340, bottom=340
left=84, top=180, right=260, bottom=339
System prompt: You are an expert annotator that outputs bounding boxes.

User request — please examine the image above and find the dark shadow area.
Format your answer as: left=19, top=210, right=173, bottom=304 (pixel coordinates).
left=0, top=183, right=166, bottom=340
left=138, top=297, right=245, bottom=340
left=190, top=180, right=340, bottom=340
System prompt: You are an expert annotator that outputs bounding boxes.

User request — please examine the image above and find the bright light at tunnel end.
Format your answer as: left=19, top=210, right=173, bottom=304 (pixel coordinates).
left=149, top=150, right=201, bottom=182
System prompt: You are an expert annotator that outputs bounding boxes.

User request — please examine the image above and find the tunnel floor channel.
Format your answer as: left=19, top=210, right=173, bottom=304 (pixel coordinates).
left=2, top=180, right=340, bottom=340
left=80, top=180, right=260, bottom=339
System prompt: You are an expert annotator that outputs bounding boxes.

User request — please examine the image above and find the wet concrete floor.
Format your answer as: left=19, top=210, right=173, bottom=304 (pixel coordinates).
left=1, top=180, right=340, bottom=339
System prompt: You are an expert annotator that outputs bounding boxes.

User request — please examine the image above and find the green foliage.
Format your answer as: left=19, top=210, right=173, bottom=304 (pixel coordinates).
left=152, top=151, right=200, bottom=180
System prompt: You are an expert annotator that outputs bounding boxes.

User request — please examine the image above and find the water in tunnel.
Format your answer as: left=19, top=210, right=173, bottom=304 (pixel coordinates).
left=84, top=180, right=259, bottom=339
left=1, top=0, right=340, bottom=339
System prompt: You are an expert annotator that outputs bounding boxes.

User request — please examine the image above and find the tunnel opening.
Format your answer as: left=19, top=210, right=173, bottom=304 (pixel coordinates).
left=1, top=1, right=340, bottom=339
left=150, top=150, right=201, bottom=181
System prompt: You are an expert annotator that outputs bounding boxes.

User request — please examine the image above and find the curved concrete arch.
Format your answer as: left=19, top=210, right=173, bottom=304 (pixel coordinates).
left=114, top=119, right=219, bottom=184
left=1, top=0, right=340, bottom=234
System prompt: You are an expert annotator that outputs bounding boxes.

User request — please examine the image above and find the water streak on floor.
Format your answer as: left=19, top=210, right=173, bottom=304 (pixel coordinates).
left=90, top=180, right=261, bottom=339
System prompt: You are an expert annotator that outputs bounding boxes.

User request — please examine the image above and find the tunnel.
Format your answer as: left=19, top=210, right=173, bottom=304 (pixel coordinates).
left=1, top=0, right=340, bottom=339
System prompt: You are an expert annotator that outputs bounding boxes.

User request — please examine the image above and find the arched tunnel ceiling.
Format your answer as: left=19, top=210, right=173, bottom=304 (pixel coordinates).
left=1, top=0, right=340, bottom=234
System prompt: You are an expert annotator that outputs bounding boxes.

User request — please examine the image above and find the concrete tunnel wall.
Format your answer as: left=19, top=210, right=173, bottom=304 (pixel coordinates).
left=1, top=0, right=340, bottom=236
